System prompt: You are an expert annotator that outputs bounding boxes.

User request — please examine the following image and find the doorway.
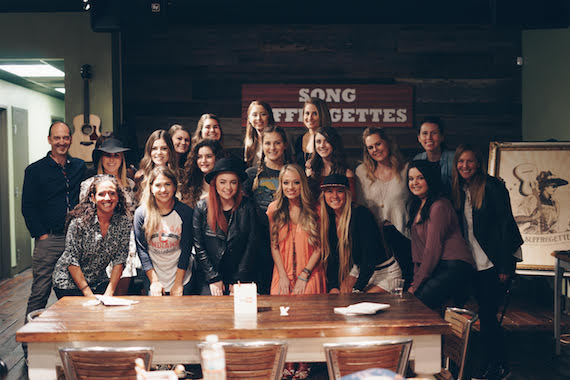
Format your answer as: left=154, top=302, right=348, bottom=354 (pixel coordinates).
left=0, top=107, right=9, bottom=279
left=11, top=106, right=31, bottom=274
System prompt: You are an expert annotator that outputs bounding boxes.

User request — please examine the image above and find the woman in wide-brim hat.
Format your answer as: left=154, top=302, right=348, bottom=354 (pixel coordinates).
left=80, top=137, right=139, bottom=296
left=193, top=156, right=258, bottom=296
left=320, top=174, right=402, bottom=294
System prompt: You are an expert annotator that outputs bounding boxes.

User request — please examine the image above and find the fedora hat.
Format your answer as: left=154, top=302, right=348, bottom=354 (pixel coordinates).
left=92, top=138, right=130, bottom=164
left=320, top=174, right=349, bottom=190
left=204, top=156, right=247, bottom=184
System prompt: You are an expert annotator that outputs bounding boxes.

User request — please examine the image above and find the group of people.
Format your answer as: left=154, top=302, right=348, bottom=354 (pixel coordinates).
left=22, top=98, right=522, bottom=380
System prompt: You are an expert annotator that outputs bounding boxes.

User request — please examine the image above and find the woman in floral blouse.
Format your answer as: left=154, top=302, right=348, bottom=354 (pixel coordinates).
left=52, top=175, right=132, bottom=298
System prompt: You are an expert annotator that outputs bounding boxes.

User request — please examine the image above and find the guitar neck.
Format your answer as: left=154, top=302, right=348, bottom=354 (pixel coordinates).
left=83, top=78, right=90, bottom=125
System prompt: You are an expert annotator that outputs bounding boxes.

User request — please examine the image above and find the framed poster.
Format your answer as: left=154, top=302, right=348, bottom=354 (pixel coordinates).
left=488, top=142, right=570, bottom=270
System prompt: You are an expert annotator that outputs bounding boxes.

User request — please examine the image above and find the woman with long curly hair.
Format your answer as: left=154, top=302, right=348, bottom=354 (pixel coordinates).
left=355, top=127, right=413, bottom=288
left=80, top=138, right=138, bottom=295
left=134, top=130, right=178, bottom=201
left=52, top=175, right=132, bottom=298
left=180, top=139, right=224, bottom=208
left=320, top=174, right=401, bottom=294
left=294, top=97, right=332, bottom=169
left=243, top=100, right=275, bottom=167
left=191, top=114, right=223, bottom=147
left=306, top=126, right=355, bottom=196
left=134, top=166, right=196, bottom=296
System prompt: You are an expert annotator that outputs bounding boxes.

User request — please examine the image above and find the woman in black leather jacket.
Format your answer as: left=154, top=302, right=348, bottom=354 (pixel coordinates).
left=193, top=157, right=258, bottom=295
left=452, top=144, right=523, bottom=380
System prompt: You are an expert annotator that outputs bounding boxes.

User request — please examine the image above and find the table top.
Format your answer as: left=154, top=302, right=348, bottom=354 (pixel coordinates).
left=552, top=250, right=570, bottom=264
left=16, top=293, right=449, bottom=343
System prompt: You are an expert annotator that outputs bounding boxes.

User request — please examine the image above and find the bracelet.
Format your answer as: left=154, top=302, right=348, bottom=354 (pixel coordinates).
left=297, top=275, right=309, bottom=282
left=302, top=268, right=312, bottom=277
left=80, top=284, right=89, bottom=291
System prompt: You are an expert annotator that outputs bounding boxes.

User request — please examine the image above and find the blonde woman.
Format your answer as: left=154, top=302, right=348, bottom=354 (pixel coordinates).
left=243, top=100, right=275, bottom=167
left=355, top=127, right=413, bottom=288
left=267, top=164, right=325, bottom=379
left=320, top=174, right=401, bottom=294
left=134, top=166, right=195, bottom=296
left=267, top=164, right=325, bottom=296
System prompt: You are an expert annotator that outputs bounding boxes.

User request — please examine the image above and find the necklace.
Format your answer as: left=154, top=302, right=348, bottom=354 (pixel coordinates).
left=377, top=179, right=390, bottom=208
left=374, top=165, right=393, bottom=208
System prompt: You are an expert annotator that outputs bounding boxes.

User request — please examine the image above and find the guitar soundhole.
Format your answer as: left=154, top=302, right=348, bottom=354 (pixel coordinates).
left=81, top=124, right=93, bottom=136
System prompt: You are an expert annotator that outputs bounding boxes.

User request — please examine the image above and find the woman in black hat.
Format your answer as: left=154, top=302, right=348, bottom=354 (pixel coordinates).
left=80, top=138, right=138, bottom=295
left=192, top=157, right=258, bottom=295
left=320, top=174, right=402, bottom=294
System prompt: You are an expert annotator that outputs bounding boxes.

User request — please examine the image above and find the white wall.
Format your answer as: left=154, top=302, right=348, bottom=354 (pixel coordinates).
left=0, top=11, right=112, bottom=271
left=0, top=79, right=65, bottom=266
left=522, top=28, right=570, bottom=141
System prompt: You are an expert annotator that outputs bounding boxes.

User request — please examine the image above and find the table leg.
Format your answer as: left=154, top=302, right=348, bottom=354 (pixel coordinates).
left=555, top=257, right=562, bottom=355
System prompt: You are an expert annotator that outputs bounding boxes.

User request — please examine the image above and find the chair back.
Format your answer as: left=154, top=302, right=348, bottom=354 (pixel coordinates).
left=323, top=338, right=413, bottom=379
left=58, top=346, right=153, bottom=380
left=199, top=340, right=287, bottom=380
left=443, top=307, right=478, bottom=380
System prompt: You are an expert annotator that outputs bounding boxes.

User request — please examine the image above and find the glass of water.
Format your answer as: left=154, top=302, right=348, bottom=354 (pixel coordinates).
left=391, top=278, right=405, bottom=297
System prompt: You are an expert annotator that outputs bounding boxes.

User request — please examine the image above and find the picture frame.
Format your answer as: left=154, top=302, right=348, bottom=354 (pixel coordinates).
left=488, top=141, right=570, bottom=270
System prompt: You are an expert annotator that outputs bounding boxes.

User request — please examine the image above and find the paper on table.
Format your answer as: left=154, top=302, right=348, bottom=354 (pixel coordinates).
left=334, top=302, right=390, bottom=316
left=95, top=295, right=139, bottom=306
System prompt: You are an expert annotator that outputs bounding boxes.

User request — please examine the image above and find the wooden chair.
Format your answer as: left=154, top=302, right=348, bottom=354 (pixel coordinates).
left=323, top=338, right=413, bottom=379
left=199, top=340, right=288, bottom=380
left=435, top=307, right=478, bottom=380
left=58, top=346, right=153, bottom=380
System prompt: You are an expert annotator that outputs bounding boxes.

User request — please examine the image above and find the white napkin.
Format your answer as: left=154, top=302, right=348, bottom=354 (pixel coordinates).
left=334, top=302, right=390, bottom=315
left=95, top=295, right=139, bottom=306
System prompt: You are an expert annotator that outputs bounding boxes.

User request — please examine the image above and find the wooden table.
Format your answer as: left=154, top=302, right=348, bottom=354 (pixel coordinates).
left=17, top=293, right=449, bottom=380
left=553, top=250, right=570, bottom=355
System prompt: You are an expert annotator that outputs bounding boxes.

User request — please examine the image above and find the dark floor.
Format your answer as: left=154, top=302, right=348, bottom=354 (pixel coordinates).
left=1, top=270, right=570, bottom=379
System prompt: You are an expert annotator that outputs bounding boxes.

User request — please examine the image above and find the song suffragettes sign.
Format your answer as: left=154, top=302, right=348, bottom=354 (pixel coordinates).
left=242, top=84, right=414, bottom=128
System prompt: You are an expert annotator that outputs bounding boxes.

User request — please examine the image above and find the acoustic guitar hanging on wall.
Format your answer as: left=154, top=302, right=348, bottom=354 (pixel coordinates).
left=69, top=64, right=101, bottom=162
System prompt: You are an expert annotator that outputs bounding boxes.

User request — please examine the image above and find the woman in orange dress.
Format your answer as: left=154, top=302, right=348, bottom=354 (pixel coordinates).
left=266, top=163, right=325, bottom=379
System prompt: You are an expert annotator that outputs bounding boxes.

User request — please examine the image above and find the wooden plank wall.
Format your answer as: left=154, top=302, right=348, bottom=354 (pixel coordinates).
left=121, top=24, right=521, bottom=167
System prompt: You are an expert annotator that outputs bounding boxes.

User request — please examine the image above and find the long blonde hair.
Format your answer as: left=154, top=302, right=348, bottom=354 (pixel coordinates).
left=141, top=166, right=178, bottom=242
left=320, top=188, right=353, bottom=285
left=361, top=127, right=405, bottom=182
left=271, top=164, right=319, bottom=248
left=244, top=100, right=275, bottom=166
left=452, top=144, right=487, bottom=210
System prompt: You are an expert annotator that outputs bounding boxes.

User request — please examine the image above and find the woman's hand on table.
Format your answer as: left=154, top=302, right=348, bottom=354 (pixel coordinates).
left=407, top=286, right=415, bottom=294
left=170, top=282, right=183, bottom=296
left=149, top=281, right=164, bottom=296
left=278, top=275, right=291, bottom=295
left=209, top=281, right=224, bottom=296
left=292, top=277, right=308, bottom=294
